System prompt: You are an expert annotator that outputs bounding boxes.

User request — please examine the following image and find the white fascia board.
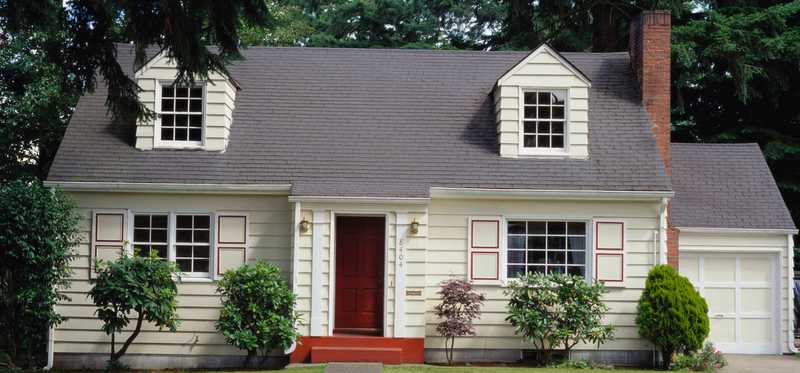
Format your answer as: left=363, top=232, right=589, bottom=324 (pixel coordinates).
left=287, top=195, right=430, bottom=205
left=676, top=226, right=799, bottom=235
left=496, top=44, right=592, bottom=87
left=430, top=187, right=673, bottom=201
left=44, top=181, right=291, bottom=195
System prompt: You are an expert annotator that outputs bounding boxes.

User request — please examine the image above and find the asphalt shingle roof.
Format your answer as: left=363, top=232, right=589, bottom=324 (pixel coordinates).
left=48, top=45, right=671, bottom=197
left=671, top=143, right=795, bottom=230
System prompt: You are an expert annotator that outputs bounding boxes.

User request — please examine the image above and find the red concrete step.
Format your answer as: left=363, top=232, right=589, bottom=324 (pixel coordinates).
left=311, top=346, right=403, bottom=364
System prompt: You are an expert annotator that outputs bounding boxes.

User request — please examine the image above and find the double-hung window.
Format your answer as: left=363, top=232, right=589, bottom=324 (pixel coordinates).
left=158, top=84, right=204, bottom=145
left=132, top=212, right=212, bottom=278
left=521, top=90, right=566, bottom=150
left=507, top=220, right=587, bottom=278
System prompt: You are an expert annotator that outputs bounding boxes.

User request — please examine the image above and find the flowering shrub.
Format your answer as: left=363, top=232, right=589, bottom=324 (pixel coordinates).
left=434, top=279, right=485, bottom=365
left=671, top=342, right=727, bottom=371
left=505, top=273, right=614, bottom=364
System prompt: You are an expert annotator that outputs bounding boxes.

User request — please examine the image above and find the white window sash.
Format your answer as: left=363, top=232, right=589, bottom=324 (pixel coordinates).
left=153, top=80, right=207, bottom=149
left=517, top=87, right=571, bottom=156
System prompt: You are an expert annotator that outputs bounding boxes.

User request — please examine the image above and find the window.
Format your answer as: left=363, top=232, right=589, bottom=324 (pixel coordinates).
left=507, top=220, right=587, bottom=278
left=159, top=84, right=203, bottom=143
left=175, top=215, right=211, bottom=274
left=521, top=90, right=566, bottom=149
left=132, top=213, right=212, bottom=277
left=133, top=214, right=168, bottom=259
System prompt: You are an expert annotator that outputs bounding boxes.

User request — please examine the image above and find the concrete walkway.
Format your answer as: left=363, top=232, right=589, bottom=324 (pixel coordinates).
left=722, top=354, right=798, bottom=373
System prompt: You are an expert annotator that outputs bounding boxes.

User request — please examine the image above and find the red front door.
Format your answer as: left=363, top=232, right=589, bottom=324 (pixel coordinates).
left=334, top=216, right=385, bottom=335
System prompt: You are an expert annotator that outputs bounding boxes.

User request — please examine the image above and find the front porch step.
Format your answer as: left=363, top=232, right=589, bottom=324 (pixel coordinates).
left=312, top=346, right=402, bottom=364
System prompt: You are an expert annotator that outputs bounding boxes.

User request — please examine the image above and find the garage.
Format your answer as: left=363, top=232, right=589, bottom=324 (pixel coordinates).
left=680, top=253, right=780, bottom=354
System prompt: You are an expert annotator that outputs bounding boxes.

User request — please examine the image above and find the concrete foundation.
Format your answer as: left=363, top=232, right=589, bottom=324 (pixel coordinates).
left=54, top=352, right=288, bottom=370
left=425, top=348, right=655, bottom=367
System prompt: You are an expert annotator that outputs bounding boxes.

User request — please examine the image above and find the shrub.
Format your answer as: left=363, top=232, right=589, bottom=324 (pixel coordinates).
left=216, top=261, right=299, bottom=367
left=636, top=265, right=709, bottom=370
left=505, top=273, right=614, bottom=364
left=89, top=252, right=180, bottom=363
left=0, top=180, right=80, bottom=369
left=671, top=342, right=727, bottom=371
left=433, top=279, right=485, bottom=365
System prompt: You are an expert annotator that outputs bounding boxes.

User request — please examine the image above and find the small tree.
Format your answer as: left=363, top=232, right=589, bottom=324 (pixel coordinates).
left=636, top=265, right=709, bottom=370
left=0, top=180, right=79, bottom=368
left=434, top=279, right=485, bottom=365
left=505, top=273, right=614, bottom=364
left=216, top=261, right=299, bottom=367
left=89, top=252, right=180, bottom=363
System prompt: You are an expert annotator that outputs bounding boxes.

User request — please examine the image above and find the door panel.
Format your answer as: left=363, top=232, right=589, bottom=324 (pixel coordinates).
left=334, top=216, right=385, bottom=335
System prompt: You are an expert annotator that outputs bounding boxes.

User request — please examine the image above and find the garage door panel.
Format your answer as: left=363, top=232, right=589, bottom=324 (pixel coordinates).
left=709, top=318, right=736, bottom=343
left=679, top=256, right=700, bottom=282
left=740, top=288, right=771, bottom=313
left=740, top=257, right=771, bottom=282
left=741, top=319, right=772, bottom=343
left=704, top=288, right=735, bottom=313
left=703, top=258, right=736, bottom=282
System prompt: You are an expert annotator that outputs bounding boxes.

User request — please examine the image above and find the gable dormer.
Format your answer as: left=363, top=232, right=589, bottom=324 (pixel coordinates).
left=494, top=45, right=591, bottom=158
left=134, top=51, right=239, bottom=152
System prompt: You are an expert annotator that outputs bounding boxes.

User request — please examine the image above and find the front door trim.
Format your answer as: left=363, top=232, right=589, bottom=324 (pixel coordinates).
left=329, top=211, right=390, bottom=337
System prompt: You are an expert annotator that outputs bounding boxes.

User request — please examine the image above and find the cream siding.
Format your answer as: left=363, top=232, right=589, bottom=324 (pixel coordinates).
left=425, top=198, right=661, bottom=352
left=495, top=46, right=590, bottom=159
left=134, top=53, right=237, bottom=151
left=54, top=192, right=292, bottom=356
left=679, top=231, right=792, bottom=353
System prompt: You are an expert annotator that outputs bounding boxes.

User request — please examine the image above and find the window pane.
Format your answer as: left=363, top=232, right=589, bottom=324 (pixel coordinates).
left=194, top=216, right=210, bottom=229
left=151, top=229, right=167, bottom=243
left=567, top=266, right=585, bottom=277
left=524, top=92, right=536, bottom=105
left=537, top=135, right=550, bottom=147
left=538, top=92, right=550, bottom=104
left=161, top=128, right=174, bottom=141
left=194, top=259, right=209, bottom=273
left=176, top=245, right=192, bottom=258
left=547, top=251, right=565, bottom=265
left=508, top=265, right=526, bottom=278
left=551, top=135, right=564, bottom=148
left=548, top=266, right=565, bottom=274
left=567, top=251, right=585, bottom=265
left=193, top=246, right=210, bottom=258
left=528, top=265, right=546, bottom=274
left=134, top=215, right=149, bottom=228
left=152, top=215, right=168, bottom=228
left=161, top=114, right=174, bottom=126
left=134, top=229, right=149, bottom=242
left=551, top=121, right=564, bottom=134
left=133, top=245, right=149, bottom=255
left=153, top=245, right=168, bottom=259
left=176, top=215, right=193, bottom=228
left=190, top=87, right=203, bottom=98
left=176, top=87, right=188, bottom=97
left=189, top=129, right=202, bottom=141
left=551, top=91, right=565, bottom=105
left=528, top=221, right=546, bottom=234
left=175, top=99, right=188, bottom=111
left=528, top=250, right=546, bottom=264
left=537, top=121, right=549, bottom=134
left=567, top=237, right=585, bottom=251
left=508, top=236, right=525, bottom=249
left=524, top=106, right=537, bottom=119
left=567, top=222, right=585, bottom=235
left=173, top=115, right=187, bottom=127
left=175, top=128, right=188, bottom=141
left=189, top=99, right=202, bottom=112
left=176, top=259, right=191, bottom=272
left=528, top=236, right=546, bottom=250
left=189, top=115, right=203, bottom=127
left=508, top=221, right=526, bottom=234
left=193, top=229, right=209, bottom=243
left=162, top=87, right=173, bottom=98
left=538, top=106, right=550, bottom=119
left=548, top=221, right=566, bottom=235
left=176, top=229, right=192, bottom=243
left=547, top=236, right=566, bottom=250
left=162, top=99, right=174, bottom=111
left=508, top=250, right=525, bottom=264
left=524, top=135, right=536, bottom=147
left=552, top=106, right=564, bottom=119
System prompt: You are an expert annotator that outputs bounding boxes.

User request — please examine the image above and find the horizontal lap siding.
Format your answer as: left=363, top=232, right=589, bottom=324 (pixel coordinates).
left=425, top=198, right=660, bottom=351
left=55, top=192, right=291, bottom=356
left=679, top=232, right=792, bottom=353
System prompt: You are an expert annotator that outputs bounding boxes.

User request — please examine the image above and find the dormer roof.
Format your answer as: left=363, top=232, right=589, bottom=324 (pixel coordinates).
left=496, top=44, right=592, bottom=87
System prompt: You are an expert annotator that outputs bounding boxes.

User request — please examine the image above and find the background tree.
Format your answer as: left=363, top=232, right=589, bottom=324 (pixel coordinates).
left=89, top=252, right=180, bottom=364
left=434, top=279, right=485, bottom=365
left=0, top=180, right=80, bottom=368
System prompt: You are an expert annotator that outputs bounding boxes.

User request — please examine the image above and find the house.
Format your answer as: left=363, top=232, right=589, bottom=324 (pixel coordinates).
left=44, top=10, right=796, bottom=369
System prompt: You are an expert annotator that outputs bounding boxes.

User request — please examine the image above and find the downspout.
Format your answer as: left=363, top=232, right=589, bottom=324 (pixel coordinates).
left=788, top=234, right=798, bottom=353
left=44, top=326, right=54, bottom=370
left=658, top=197, right=669, bottom=265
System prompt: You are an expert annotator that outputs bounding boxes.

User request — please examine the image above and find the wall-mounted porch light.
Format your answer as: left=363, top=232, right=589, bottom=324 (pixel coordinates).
left=299, top=217, right=311, bottom=233
left=409, top=218, right=420, bottom=235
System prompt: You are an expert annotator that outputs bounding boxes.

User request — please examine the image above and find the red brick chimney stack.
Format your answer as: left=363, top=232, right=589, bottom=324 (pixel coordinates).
left=629, top=10, right=679, bottom=268
left=629, top=10, right=671, bottom=175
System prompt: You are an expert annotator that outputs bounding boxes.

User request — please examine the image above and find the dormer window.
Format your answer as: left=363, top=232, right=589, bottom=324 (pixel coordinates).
left=156, top=83, right=204, bottom=147
left=521, top=89, right=566, bottom=152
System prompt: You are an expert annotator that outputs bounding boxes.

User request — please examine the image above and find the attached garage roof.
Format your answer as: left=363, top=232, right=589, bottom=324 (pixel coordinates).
left=671, top=143, right=796, bottom=231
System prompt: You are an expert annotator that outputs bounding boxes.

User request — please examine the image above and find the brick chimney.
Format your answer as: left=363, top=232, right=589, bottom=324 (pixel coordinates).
left=629, top=10, right=679, bottom=268
left=629, top=10, right=671, bottom=174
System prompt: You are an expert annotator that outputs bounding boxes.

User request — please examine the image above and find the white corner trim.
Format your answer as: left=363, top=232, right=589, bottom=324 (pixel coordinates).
left=310, top=210, right=325, bottom=336
left=496, top=44, right=592, bottom=87
left=676, top=227, right=799, bottom=235
left=288, top=195, right=430, bottom=205
left=430, top=187, right=673, bottom=200
left=658, top=197, right=668, bottom=265
left=394, top=212, right=408, bottom=338
left=44, top=181, right=291, bottom=194
left=787, top=234, right=798, bottom=353
left=291, top=202, right=301, bottom=295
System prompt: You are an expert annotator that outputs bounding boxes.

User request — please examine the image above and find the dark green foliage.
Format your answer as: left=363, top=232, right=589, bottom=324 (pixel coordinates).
left=671, top=342, right=727, bottom=372
left=0, top=180, right=80, bottom=369
left=89, top=252, right=180, bottom=363
left=505, top=273, right=614, bottom=365
left=216, top=261, right=299, bottom=367
left=636, top=265, right=709, bottom=370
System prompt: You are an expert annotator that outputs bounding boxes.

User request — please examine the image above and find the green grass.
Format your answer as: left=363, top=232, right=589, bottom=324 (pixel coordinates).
left=280, top=365, right=656, bottom=373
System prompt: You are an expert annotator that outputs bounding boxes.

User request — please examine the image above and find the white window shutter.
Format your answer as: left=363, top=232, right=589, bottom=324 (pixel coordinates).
left=214, top=212, right=249, bottom=280
left=594, top=221, right=625, bottom=286
left=90, top=209, right=128, bottom=278
left=467, top=216, right=502, bottom=284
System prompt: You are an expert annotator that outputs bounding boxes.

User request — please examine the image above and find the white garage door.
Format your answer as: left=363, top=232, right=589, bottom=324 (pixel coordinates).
left=679, top=254, right=779, bottom=354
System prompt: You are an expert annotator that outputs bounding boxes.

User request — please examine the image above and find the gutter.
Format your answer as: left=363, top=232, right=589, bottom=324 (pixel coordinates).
left=288, top=195, right=430, bottom=205
left=43, top=181, right=291, bottom=195
left=430, top=187, right=673, bottom=201
left=44, top=326, right=54, bottom=370
left=788, top=234, right=798, bottom=354
left=676, top=227, right=799, bottom=235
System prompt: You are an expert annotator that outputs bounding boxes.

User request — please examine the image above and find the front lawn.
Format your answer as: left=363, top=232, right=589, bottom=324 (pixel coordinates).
left=281, top=365, right=655, bottom=373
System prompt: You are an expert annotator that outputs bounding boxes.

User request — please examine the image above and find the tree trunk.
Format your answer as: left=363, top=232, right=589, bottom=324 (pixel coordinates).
left=244, top=349, right=256, bottom=367
left=110, top=310, right=144, bottom=362
left=592, top=3, right=621, bottom=52
left=660, top=348, right=674, bottom=370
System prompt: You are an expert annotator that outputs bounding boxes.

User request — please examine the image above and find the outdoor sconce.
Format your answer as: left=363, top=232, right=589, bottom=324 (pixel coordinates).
left=299, top=217, right=311, bottom=233
left=409, top=218, right=420, bottom=235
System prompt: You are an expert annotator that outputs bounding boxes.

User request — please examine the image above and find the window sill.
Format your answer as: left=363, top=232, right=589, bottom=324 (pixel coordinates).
left=174, top=275, right=215, bottom=283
